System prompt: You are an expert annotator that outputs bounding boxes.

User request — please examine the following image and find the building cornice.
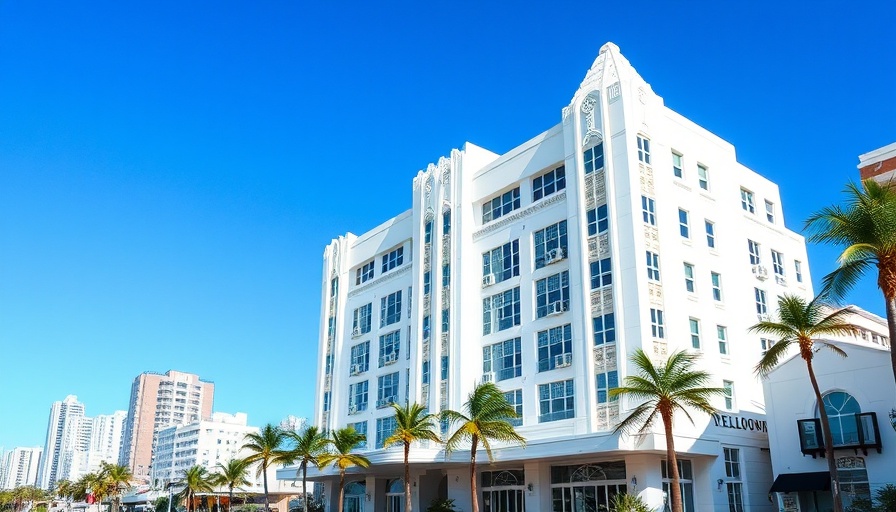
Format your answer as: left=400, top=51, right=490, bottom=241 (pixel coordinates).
left=347, top=263, right=413, bottom=298
left=472, top=191, right=567, bottom=241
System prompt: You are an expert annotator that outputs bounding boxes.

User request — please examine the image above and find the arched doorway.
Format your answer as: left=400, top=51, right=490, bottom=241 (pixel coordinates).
left=386, top=479, right=405, bottom=512
left=343, top=481, right=365, bottom=512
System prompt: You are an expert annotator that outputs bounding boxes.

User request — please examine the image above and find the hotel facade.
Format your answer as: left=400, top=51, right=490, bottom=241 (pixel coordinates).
left=286, top=43, right=814, bottom=512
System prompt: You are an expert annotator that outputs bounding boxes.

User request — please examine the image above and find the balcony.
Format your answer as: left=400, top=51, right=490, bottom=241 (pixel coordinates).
left=797, top=412, right=882, bottom=457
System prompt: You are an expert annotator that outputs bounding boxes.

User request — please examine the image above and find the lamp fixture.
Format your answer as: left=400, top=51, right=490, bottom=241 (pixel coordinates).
left=630, top=476, right=637, bottom=490
left=527, top=483, right=533, bottom=492
left=366, top=493, right=371, bottom=501
left=717, top=479, right=724, bottom=491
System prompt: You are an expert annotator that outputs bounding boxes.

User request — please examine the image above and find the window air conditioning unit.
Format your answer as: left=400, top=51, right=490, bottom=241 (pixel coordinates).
left=482, top=372, right=495, bottom=383
left=350, top=364, right=362, bottom=376
left=383, top=353, right=398, bottom=365
left=752, top=265, right=769, bottom=280
left=376, top=399, right=389, bottom=408
left=757, top=313, right=771, bottom=322
left=352, top=327, right=362, bottom=338
left=775, top=275, right=787, bottom=286
left=548, top=301, right=567, bottom=316
left=348, top=405, right=358, bottom=415
left=554, top=353, right=572, bottom=368
left=545, top=247, right=565, bottom=265
left=482, top=274, right=496, bottom=287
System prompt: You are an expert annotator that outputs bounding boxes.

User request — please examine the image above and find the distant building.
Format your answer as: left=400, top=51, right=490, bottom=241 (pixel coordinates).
left=288, top=42, right=814, bottom=512
left=86, top=411, right=127, bottom=474
left=279, top=415, right=307, bottom=432
left=1, top=447, right=43, bottom=489
left=150, top=412, right=257, bottom=488
left=37, top=395, right=88, bottom=490
left=858, top=142, right=896, bottom=184
left=119, top=371, right=215, bottom=481
left=765, top=307, right=895, bottom=511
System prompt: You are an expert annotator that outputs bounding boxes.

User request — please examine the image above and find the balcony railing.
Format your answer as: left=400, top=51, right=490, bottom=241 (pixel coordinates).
left=797, top=412, right=882, bottom=457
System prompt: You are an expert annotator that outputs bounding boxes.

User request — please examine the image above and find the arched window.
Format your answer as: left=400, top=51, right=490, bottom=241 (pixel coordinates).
left=343, top=482, right=365, bottom=512
left=386, top=479, right=404, bottom=512
left=821, top=392, right=861, bottom=446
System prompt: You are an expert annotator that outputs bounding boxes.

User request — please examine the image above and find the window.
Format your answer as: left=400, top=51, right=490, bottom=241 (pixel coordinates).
left=350, top=421, right=367, bottom=449
left=348, top=381, right=369, bottom=413
left=534, top=220, right=568, bottom=269
left=584, top=143, right=605, bottom=174
left=483, top=338, right=522, bottom=381
left=504, top=390, right=523, bottom=426
left=697, top=164, right=709, bottom=190
left=443, top=210, right=451, bottom=235
left=596, top=371, right=618, bottom=404
left=771, top=250, right=785, bottom=278
left=672, top=152, right=683, bottom=178
left=483, top=287, right=521, bottom=335
left=536, top=271, right=570, bottom=318
left=537, top=324, right=573, bottom=372
left=717, top=326, right=728, bottom=355
left=795, top=260, right=803, bottom=283
left=747, top=240, right=761, bottom=265
left=376, top=416, right=397, bottom=449
left=683, top=263, right=695, bottom=293
left=646, top=252, right=661, bottom=281
left=837, top=457, right=871, bottom=508
left=593, top=314, right=615, bottom=345
left=662, top=460, right=695, bottom=512
left=678, top=209, right=690, bottom=238
left=755, top=288, right=768, bottom=316
left=650, top=309, right=665, bottom=339
left=422, top=360, right=430, bottom=384
left=424, top=220, right=433, bottom=244
left=350, top=341, right=370, bottom=374
left=637, top=135, right=651, bottom=165
left=380, top=291, right=402, bottom=327
left=423, top=271, right=431, bottom=295
left=441, top=310, right=450, bottom=334
left=765, top=200, right=775, bottom=223
left=323, top=392, right=330, bottom=412
left=641, top=196, right=657, bottom=226
left=822, top=391, right=862, bottom=446
left=483, top=240, right=520, bottom=283
left=760, top=338, right=775, bottom=355
left=483, top=188, right=521, bottom=223
left=442, top=263, right=450, bottom=287
left=705, top=220, right=716, bottom=248
left=422, top=315, right=431, bottom=339
left=586, top=204, right=609, bottom=236
left=723, top=381, right=734, bottom=410
left=352, top=303, right=372, bottom=334
left=740, top=188, right=755, bottom=213
left=379, top=331, right=400, bottom=367
left=711, top=272, right=723, bottom=301
left=533, top=166, right=566, bottom=201
left=724, top=448, right=745, bottom=512
left=589, top=258, right=612, bottom=289
left=689, top=318, right=701, bottom=349
left=441, top=355, right=449, bottom=380
left=377, top=372, right=400, bottom=406
left=356, top=261, right=375, bottom=285
left=538, top=380, right=575, bottom=422
left=382, top=247, right=404, bottom=273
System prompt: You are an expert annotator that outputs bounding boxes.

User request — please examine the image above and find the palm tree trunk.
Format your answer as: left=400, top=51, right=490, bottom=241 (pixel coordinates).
left=228, top=486, right=234, bottom=512
left=660, top=409, right=683, bottom=512
left=301, top=462, right=308, bottom=512
left=885, top=295, right=896, bottom=386
left=261, top=462, right=270, bottom=512
left=404, top=442, right=412, bottom=512
left=470, top=436, right=479, bottom=512
left=806, top=359, right=844, bottom=512
left=337, top=470, right=345, bottom=512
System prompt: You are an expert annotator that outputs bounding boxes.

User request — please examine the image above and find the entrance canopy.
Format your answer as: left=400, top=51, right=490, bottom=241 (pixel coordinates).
left=769, top=472, right=831, bottom=493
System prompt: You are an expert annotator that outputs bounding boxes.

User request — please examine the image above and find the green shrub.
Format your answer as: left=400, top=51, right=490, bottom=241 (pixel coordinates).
left=426, top=499, right=458, bottom=512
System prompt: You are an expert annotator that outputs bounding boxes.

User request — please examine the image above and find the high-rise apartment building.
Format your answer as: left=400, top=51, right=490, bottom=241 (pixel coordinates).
left=150, top=412, right=257, bottom=488
left=1, top=447, right=43, bottom=489
left=299, top=43, right=812, bottom=512
left=86, top=411, right=127, bottom=474
left=37, top=395, right=88, bottom=490
left=119, top=370, right=214, bottom=480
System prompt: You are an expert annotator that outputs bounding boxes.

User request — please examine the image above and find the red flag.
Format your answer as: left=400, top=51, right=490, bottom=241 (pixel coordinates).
left=86, top=494, right=95, bottom=504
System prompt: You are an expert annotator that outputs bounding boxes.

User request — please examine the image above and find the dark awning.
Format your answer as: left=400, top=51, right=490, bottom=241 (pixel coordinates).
left=769, top=472, right=831, bottom=493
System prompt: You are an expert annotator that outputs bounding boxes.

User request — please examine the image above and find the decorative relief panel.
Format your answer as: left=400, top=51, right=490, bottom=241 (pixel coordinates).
left=473, top=191, right=566, bottom=240
left=639, top=163, right=655, bottom=195
left=647, top=282, right=664, bottom=306
left=423, top=295, right=431, bottom=312
left=590, top=287, right=614, bottom=315
left=595, top=402, right=619, bottom=431
left=581, top=94, right=603, bottom=148
left=588, top=233, right=611, bottom=262
left=593, top=344, right=618, bottom=373
left=643, top=226, right=660, bottom=252
left=347, top=264, right=412, bottom=298
left=583, top=171, right=607, bottom=210
left=653, top=340, right=668, bottom=358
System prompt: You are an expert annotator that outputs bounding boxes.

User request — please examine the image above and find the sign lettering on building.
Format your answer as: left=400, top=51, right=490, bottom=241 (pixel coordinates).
left=712, top=413, right=768, bottom=433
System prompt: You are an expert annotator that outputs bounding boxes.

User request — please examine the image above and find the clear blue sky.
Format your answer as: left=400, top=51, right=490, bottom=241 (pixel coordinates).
left=1, top=0, right=894, bottom=450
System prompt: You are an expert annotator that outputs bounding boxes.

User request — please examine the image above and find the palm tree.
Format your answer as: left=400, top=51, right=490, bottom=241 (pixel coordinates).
left=282, top=427, right=327, bottom=512
left=98, top=463, right=133, bottom=512
left=383, top=402, right=441, bottom=512
left=750, top=294, right=859, bottom=512
left=441, top=382, right=526, bottom=512
left=241, top=424, right=290, bottom=512
left=178, top=466, right=216, bottom=512
left=609, top=349, right=722, bottom=512
left=806, top=178, right=896, bottom=386
left=316, top=427, right=370, bottom=512
left=211, top=459, right=251, bottom=512
left=54, top=480, right=73, bottom=512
